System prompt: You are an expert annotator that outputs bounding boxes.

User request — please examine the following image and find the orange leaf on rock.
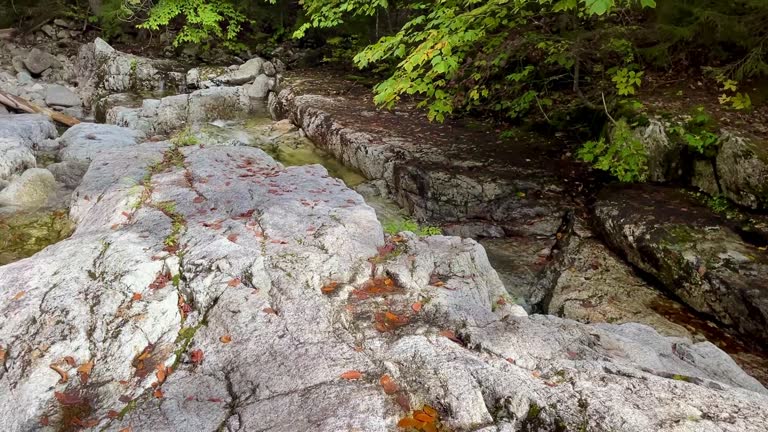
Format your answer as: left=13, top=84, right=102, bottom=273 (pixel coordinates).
left=379, top=374, right=399, bottom=394
left=131, top=293, right=142, bottom=301
left=0, top=347, right=5, bottom=361
left=12, top=291, right=25, bottom=301
left=411, top=302, right=423, bottom=313
left=118, top=427, right=133, bottom=432
left=340, top=370, right=362, bottom=380
left=40, top=415, right=50, bottom=426
left=227, top=234, right=239, bottom=243
left=54, top=390, right=84, bottom=406
left=107, top=410, right=120, bottom=419
left=50, top=364, right=68, bottom=384
left=397, top=418, right=423, bottom=429
left=227, top=278, right=241, bottom=287
left=220, top=335, right=232, bottom=344
left=423, top=405, right=438, bottom=418
left=263, top=307, right=277, bottom=315
left=414, top=411, right=435, bottom=423
left=321, top=281, right=339, bottom=294
left=423, top=423, right=437, bottom=432
left=156, top=364, right=167, bottom=384
left=153, top=388, right=164, bottom=399
left=64, top=356, right=76, bottom=367
left=77, top=360, right=94, bottom=384
left=395, top=393, right=411, bottom=412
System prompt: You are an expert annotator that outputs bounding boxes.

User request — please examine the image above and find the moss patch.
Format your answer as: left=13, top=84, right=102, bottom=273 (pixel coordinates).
left=0, top=210, right=74, bottom=265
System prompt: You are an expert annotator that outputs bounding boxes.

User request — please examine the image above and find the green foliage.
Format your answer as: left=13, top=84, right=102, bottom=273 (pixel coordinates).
left=578, top=118, right=649, bottom=182
left=668, top=106, right=719, bottom=156
left=611, top=67, right=644, bottom=96
left=383, top=219, right=442, bottom=236
left=137, top=0, right=277, bottom=50
left=171, top=128, right=200, bottom=147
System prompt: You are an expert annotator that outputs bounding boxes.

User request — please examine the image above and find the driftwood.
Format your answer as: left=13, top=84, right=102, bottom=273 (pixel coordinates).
left=0, top=90, right=80, bottom=127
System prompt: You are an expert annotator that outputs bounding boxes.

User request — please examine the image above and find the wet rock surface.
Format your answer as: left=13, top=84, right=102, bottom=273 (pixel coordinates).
left=1, top=131, right=767, bottom=431
left=594, top=184, right=768, bottom=346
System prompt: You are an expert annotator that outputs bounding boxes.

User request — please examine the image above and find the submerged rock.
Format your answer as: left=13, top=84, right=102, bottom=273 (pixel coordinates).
left=0, top=209, right=73, bottom=265
left=0, top=139, right=766, bottom=431
left=594, top=184, right=768, bottom=345
left=0, top=167, right=57, bottom=207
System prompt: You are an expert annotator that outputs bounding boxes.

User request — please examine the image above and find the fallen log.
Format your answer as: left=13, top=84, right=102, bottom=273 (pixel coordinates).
left=0, top=90, right=80, bottom=127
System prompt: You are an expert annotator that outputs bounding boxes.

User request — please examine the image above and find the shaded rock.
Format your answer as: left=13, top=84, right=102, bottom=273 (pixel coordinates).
left=624, top=118, right=684, bottom=182
left=11, top=56, right=25, bottom=74
left=1, top=143, right=767, bottom=432
left=214, top=57, right=264, bottom=85
left=0, top=168, right=56, bottom=207
left=15, top=71, right=31, bottom=84
left=46, top=160, right=90, bottom=189
left=76, top=38, right=185, bottom=106
left=594, top=184, right=768, bottom=345
left=44, top=84, right=81, bottom=107
left=23, top=48, right=56, bottom=75
left=0, top=138, right=35, bottom=180
left=0, top=105, right=7, bottom=115
left=263, top=60, right=276, bottom=77
left=714, top=132, right=768, bottom=209
left=546, top=233, right=692, bottom=338
left=247, top=74, right=274, bottom=99
left=91, top=92, right=143, bottom=123
left=185, top=66, right=226, bottom=89
left=59, top=123, right=146, bottom=162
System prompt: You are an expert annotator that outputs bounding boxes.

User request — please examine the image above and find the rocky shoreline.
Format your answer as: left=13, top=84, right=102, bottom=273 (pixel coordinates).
left=0, top=37, right=767, bottom=431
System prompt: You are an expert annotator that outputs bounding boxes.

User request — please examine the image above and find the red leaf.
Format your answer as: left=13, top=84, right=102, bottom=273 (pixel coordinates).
left=227, top=278, right=241, bottom=287
left=207, top=398, right=223, bottom=403
left=54, top=391, right=84, bottom=406
left=262, top=307, right=277, bottom=315
left=379, top=374, right=399, bottom=394
left=439, top=330, right=462, bottom=344
left=190, top=349, right=204, bottom=364
left=227, top=234, right=239, bottom=243
left=39, top=416, right=50, bottom=426
left=411, top=302, right=423, bottom=313
left=107, top=410, right=120, bottom=419
left=193, top=196, right=205, bottom=204
left=131, top=293, right=142, bottom=301
left=340, top=370, right=363, bottom=380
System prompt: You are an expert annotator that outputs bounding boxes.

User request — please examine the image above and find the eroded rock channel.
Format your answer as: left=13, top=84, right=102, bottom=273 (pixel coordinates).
left=1, top=38, right=768, bottom=431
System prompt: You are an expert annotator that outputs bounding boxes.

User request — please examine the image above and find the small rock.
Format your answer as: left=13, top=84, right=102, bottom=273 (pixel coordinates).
left=16, top=71, right=32, bottom=84
left=41, top=25, right=56, bottom=39
left=11, top=56, right=26, bottom=74
left=263, top=61, right=276, bottom=77
left=45, top=84, right=81, bottom=107
left=215, top=57, right=264, bottom=85
left=53, top=19, right=73, bottom=28
left=0, top=105, right=7, bottom=115
left=23, top=48, right=57, bottom=75
left=0, top=168, right=57, bottom=207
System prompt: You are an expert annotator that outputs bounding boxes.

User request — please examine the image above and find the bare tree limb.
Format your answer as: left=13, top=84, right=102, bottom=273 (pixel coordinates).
left=0, top=90, right=81, bottom=127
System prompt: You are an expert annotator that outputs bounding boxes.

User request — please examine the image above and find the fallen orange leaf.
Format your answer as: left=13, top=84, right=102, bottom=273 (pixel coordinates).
left=414, top=411, right=435, bottom=423
left=423, top=405, right=437, bottom=417
left=411, top=302, right=423, bottom=313
left=156, top=364, right=167, bottom=384
left=63, top=356, right=76, bottom=367
left=50, top=364, right=68, bottom=384
left=39, top=415, right=49, bottom=426
left=397, top=417, right=423, bottom=428
left=220, top=335, right=232, bottom=344
left=340, top=370, right=363, bottom=380
left=77, top=360, right=94, bottom=384
left=153, top=388, right=164, bottom=399
left=0, top=347, right=6, bottom=362
left=263, top=307, right=277, bottom=315
left=12, top=291, right=25, bottom=301
left=107, top=410, right=120, bottom=419
left=438, top=330, right=462, bottom=344
left=118, top=427, right=132, bottom=432
left=379, top=374, right=399, bottom=394
left=131, top=293, right=142, bottom=301
left=227, top=278, right=241, bottom=287
left=321, top=281, right=339, bottom=294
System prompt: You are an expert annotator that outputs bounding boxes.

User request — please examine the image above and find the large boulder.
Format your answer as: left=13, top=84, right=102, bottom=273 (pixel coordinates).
left=188, top=86, right=253, bottom=124
left=0, top=114, right=58, bottom=148
left=75, top=38, right=185, bottom=106
left=59, top=123, right=146, bottom=162
left=0, top=143, right=767, bottom=431
left=713, top=132, right=768, bottom=209
left=0, top=168, right=57, bottom=207
left=594, top=184, right=768, bottom=345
